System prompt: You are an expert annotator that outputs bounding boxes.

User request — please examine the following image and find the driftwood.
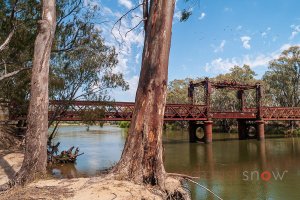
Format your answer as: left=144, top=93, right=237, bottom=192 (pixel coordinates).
left=48, top=143, right=84, bottom=164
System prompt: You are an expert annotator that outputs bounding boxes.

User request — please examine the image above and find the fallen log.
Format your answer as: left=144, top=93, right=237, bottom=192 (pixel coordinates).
left=48, top=143, right=83, bottom=164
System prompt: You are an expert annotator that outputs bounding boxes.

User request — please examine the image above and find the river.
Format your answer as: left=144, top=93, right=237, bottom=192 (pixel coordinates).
left=50, top=125, right=300, bottom=200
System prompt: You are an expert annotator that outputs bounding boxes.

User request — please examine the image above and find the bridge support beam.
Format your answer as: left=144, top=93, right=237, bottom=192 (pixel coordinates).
left=238, top=120, right=247, bottom=140
left=189, top=121, right=198, bottom=143
left=204, top=121, right=213, bottom=143
left=256, top=120, right=265, bottom=140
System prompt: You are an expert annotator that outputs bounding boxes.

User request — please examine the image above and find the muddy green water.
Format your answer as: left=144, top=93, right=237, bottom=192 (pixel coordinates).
left=51, top=125, right=300, bottom=200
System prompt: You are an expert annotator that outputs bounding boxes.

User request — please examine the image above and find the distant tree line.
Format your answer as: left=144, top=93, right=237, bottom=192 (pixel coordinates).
left=167, top=46, right=300, bottom=131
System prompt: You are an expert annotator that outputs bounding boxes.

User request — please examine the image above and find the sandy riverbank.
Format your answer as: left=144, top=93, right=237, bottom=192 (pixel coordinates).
left=0, top=150, right=186, bottom=200
left=0, top=177, right=164, bottom=200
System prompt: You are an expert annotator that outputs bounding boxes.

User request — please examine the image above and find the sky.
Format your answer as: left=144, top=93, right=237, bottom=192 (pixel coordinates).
left=85, top=0, right=300, bottom=101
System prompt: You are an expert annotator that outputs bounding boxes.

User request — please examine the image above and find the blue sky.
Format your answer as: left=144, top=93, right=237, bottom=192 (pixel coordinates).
left=86, top=0, right=300, bottom=101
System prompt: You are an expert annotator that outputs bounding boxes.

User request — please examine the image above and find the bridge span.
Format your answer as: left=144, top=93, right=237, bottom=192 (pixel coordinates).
left=45, top=100, right=300, bottom=144
left=7, top=79, right=300, bottom=144
left=49, top=100, right=300, bottom=122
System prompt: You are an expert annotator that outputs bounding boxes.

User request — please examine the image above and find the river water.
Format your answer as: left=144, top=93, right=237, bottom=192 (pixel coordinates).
left=51, top=125, right=300, bottom=200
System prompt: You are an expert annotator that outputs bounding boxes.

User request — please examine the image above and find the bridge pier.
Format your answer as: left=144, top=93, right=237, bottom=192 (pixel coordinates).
left=238, top=120, right=247, bottom=140
left=188, top=121, right=199, bottom=143
left=204, top=121, right=213, bottom=143
left=256, top=120, right=265, bottom=140
left=188, top=121, right=213, bottom=143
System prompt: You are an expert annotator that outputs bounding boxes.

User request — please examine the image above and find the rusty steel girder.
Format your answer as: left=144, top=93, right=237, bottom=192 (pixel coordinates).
left=49, top=101, right=209, bottom=121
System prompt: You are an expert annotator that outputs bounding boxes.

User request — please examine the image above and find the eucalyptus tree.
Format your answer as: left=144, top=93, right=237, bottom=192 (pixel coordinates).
left=110, top=1, right=191, bottom=198
left=0, top=0, right=128, bottom=120
left=263, top=46, right=300, bottom=107
left=1, top=0, right=56, bottom=189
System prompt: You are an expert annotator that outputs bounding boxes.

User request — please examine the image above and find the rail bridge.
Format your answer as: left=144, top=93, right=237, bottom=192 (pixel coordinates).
left=8, top=78, right=300, bottom=143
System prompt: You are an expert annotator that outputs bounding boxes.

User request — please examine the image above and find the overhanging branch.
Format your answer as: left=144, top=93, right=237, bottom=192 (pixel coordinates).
left=0, top=28, right=15, bottom=52
left=0, top=67, right=30, bottom=81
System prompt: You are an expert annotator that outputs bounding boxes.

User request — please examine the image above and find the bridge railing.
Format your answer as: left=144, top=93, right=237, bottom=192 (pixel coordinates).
left=261, top=107, right=300, bottom=120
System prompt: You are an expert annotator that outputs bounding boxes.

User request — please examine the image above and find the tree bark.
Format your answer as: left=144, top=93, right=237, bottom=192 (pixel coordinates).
left=8, top=0, right=56, bottom=186
left=112, top=0, right=175, bottom=188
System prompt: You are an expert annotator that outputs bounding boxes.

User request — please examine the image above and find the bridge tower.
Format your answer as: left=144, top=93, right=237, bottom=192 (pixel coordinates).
left=188, top=78, right=265, bottom=143
left=188, top=78, right=213, bottom=143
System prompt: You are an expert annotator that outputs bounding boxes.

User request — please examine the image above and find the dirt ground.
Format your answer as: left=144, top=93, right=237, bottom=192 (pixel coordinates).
left=0, top=150, right=24, bottom=185
left=0, top=150, right=164, bottom=200
left=0, top=177, right=164, bottom=200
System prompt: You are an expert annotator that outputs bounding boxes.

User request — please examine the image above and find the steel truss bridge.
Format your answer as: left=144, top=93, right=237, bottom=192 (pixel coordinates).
left=48, top=100, right=300, bottom=122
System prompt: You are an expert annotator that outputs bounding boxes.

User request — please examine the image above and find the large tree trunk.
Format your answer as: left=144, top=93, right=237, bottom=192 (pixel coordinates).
left=112, top=0, right=175, bottom=188
left=8, top=0, right=56, bottom=186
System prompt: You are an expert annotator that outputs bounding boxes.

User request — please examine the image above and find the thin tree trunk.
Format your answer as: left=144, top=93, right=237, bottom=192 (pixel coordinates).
left=6, top=0, right=56, bottom=187
left=112, top=0, right=175, bottom=188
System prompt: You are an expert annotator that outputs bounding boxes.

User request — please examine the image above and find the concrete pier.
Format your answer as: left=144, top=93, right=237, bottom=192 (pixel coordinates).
left=256, top=120, right=265, bottom=140
left=204, top=121, right=213, bottom=143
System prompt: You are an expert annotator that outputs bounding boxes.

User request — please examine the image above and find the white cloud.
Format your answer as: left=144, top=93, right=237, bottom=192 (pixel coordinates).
left=213, top=40, right=226, bottom=53
left=127, top=75, right=139, bottom=96
left=112, top=75, right=139, bottom=101
left=205, top=57, right=239, bottom=73
left=174, top=11, right=181, bottom=21
left=261, top=27, right=271, bottom=38
left=92, top=2, right=145, bottom=101
left=236, top=25, right=242, bottom=31
left=135, top=53, right=140, bottom=64
left=101, top=6, right=113, bottom=16
left=279, top=43, right=300, bottom=52
left=205, top=43, right=300, bottom=74
left=198, top=12, right=206, bottom=20
left=224, top=7, right=233, bottom=12
left=240, top=36, right=251, bottom=49
left=118, top=0, right=133, bottom=9
left=205, top=55, right=271, bottom=74
left=261, top=32, right=267, bottom=37
left=290, top=25, right=300, bottom=40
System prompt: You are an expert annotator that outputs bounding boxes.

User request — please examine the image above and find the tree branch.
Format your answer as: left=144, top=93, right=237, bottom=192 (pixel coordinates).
left=0, top=67, right=30, bottom=81
left=111, top=3, right=143, bottom=45
left=143, top=0, right=149, bottom=32
left=0, top=28, right=15, bottom=52
left=125, top=19, right=145, bottom=37
left=57, top=0, right=82, bottom=26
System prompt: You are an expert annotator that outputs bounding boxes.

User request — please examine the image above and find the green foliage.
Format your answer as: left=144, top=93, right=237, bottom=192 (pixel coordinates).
left=180, top=9, right=192, bottom=22
left=167, top=65, right=258, bottom=132
left=118, top=121, right=130, bottom=128
left=167, top=77, right=204, bottom=104
left=167, top=65, right=258, bottom=108
left=211, top=65, right=258, bottom=111
left=165, top=122, right=185, bottom=130
left=263, top=46, right=300, bottom=107
left=0, top=0, right=128, bottom=120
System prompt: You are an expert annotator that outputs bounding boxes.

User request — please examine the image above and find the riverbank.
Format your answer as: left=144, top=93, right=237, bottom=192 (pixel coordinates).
left=0, top=150, right=186, bottom=200
left=0, top=177, right=165, bottom=200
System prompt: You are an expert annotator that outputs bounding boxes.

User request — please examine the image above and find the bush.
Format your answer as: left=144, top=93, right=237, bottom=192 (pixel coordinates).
left=119, top=121, right=130, bottom=128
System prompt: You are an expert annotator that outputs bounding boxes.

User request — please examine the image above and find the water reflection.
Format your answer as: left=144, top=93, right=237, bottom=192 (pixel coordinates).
left=51, top=126, right=300, bottom=200
left=163, top=132, right=300, bottom=200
